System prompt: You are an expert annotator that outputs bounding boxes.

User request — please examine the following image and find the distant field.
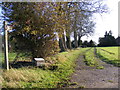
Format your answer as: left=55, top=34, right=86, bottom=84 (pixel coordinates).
left=1, top=52, right=32, bottom=64
left=96, top=47, right=120, bottom=67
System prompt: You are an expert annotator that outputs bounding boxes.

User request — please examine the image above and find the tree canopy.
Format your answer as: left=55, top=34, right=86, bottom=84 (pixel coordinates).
left=1, top=1, right=108, bottom=58
left=98, top=30, right=117, bottom=47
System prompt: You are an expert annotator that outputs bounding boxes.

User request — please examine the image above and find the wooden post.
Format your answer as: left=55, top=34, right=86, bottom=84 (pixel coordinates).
left=3, top=21, right=9, bottom=70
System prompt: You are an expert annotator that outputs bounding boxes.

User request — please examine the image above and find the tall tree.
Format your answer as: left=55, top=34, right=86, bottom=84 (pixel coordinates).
left=51, top=2, right=68, bottom=51
left=2, top=2, right=60, bottom=58
left=65, top=2, right=72, bottom=49
left=71, top=1, right=108, bottom=48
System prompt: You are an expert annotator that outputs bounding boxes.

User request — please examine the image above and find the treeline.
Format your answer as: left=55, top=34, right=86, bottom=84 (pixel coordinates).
left=1, top=2, right=107, bottom=58
left=72, top=40, right=96, bottom=48
left=98, top=30, right=120, bottom=47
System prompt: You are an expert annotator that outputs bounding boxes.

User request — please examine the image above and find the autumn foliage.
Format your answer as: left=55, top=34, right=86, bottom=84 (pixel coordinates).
left=2, top=2, right=108, bottom=58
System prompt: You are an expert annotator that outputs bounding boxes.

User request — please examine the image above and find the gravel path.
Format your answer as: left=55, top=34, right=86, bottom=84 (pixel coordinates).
left=68, top=49, right=119, bottom=88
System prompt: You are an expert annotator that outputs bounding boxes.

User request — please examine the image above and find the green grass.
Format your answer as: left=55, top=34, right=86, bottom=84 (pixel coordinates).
left=108, top=80, right=113, bottom=83
left=97, top=47, right=120, bottom=67
left=83, top=48, right=104, bottom=69
left=96, top=66, right=104, bottom=69
left=1, top=47, right=119, bottom=88
left=1, top=52, right=32, bottom=65
left=84, top=48, right=97, bottom=66
left=1, top=48, right=88, bottom=88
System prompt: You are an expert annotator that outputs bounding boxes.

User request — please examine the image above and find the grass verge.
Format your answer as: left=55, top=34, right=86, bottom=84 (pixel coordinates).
left=84, top=48, right=104, bottom=69
left=1, top=48, right=88, bottom=88
left=84, top=48, right=98, bottom=66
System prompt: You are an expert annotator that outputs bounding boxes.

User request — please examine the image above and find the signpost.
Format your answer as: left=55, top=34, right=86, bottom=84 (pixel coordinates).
left=3, top=21, right=12, bottom=70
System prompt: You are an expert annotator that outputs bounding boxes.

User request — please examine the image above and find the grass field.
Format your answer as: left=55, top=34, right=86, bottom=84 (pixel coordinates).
left=1, top=52, right=32, bottom=65
left=96, top=47, right=120, bottom=67
left=1, top=48, right=88, bottom=88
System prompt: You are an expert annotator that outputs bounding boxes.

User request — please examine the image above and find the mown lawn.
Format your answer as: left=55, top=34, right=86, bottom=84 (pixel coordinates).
left=96, top=47, right=120, bottom=67
left=1, top=48, right=88, bottom=88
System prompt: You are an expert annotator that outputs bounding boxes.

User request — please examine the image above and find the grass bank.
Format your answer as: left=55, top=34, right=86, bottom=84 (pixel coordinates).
left=1, top=48, right=88, bottom=88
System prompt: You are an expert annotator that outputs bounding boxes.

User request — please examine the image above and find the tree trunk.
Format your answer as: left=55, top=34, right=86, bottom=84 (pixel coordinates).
left=78, top=35, right=82, bottom=47
left=65, top=4, right=72, bottom=49
left=62, top=34, right=67, bottom=50
left=73, top=10, right=78, bottom=48
left=74, top=30, right=78, bottom=48
left=59, top=38, right=66, bottom=52
left=31, top=50, right=36, bottom=59
left=66, top=34, right=72, bottom=49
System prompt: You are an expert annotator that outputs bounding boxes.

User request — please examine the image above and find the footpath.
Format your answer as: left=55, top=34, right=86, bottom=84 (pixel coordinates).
left=68, top=48, right=119, bottom=88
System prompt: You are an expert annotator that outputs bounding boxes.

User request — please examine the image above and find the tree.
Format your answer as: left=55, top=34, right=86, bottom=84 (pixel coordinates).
left=98, top=31, right=117, bottom=47
left=116, top=37, right=120, bottom=46
left=2, top=2, right=60, bottom=58
left=65, top=3, right=72, bottom=49
left=77, top=17, right=95, bottom=46
left=82, top=40, right=89, bottom=47
left=70, top=1, right=108, bottom=48
left=88, top=40, right=96, bottom=47
left=52, top=2, right=69, bottom=52
left=2, top=1, right=108, bottom=57
left=53, top=1, right=108, bottom=49
left=78, top=39, right=82, bottom=47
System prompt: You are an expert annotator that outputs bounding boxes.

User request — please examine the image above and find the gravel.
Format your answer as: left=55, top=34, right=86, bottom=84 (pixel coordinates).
left=68, top=54, right=119, bottom=88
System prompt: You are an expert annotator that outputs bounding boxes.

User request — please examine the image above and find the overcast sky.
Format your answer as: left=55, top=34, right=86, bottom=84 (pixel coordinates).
left=82, top=0, right=119, bottom=44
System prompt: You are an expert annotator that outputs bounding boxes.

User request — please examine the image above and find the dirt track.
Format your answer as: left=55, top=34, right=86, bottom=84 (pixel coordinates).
left=68, top=49, right=119, bottom=88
